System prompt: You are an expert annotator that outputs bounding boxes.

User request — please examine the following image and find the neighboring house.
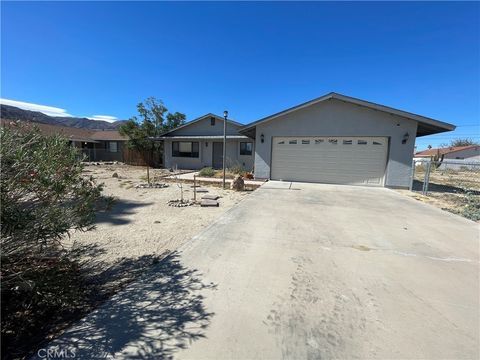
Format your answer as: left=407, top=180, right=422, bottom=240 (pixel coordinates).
left=415, top=145, right=480, bottom=161
left=1, top=119, right=128, bottom=162
left=239, top=92, right=455, bottom=188
left=157, top=113, right=255, bottom=171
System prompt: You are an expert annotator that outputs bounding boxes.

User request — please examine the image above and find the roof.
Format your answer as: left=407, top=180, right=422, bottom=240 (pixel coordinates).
left=1, top=119, right=125, bottom=142
left=152, top=135, right=250, bottom=141
left=415, top=145, right=479, bottom=157
left=239, top=92, right=456, bottom=138
left=160, top=113, right=244, bottom=137
left=90, top=130, right=127, bottom=141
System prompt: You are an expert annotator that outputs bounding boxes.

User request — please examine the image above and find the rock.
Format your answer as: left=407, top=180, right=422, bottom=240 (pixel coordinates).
left=201, top=199, right=219, bottom=207
left=230, top=175, right=245, bottom=191
left=112, top=172, right=119, bottom=178
left=167, top=199, right=194, bottom=207
left=135, top=183, right=169, bottom=189
left=202, top=194, right=220, bottom=200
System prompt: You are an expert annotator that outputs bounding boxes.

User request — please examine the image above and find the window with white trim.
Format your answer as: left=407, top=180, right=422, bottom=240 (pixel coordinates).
left=107, top=141, right=118, bottom=153
left=240, top=142, right=253, bottom=155
left=172, top=141, right=199, bottom=158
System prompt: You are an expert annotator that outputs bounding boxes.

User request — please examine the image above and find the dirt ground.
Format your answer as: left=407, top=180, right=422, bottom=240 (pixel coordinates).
left=400, top=167, right=480, bottom=222
left=63, top=164, right=250, bottom=264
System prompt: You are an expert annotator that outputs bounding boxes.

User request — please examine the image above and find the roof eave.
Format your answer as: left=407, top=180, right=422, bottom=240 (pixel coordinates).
left=240, top=92, right=456, bottom=136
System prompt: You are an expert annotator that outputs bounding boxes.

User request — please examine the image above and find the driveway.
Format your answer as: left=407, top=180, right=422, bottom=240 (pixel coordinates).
left=40, top=182, right=479, bottom=359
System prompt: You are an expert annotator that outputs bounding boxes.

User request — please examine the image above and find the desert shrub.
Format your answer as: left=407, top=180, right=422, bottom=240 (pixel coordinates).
left=198, top=167, right=215, bottom=177
left=0, top=123, right=104, bottom=357
left=228, top=164, right=245, bottom=175
left=461, top=192, right=480, bottom=221
left=1, top=123, right=103, bottom=254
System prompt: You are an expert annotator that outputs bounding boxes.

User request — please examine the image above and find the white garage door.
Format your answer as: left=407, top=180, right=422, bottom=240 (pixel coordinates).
left=271, top=137, right=388, bottom=186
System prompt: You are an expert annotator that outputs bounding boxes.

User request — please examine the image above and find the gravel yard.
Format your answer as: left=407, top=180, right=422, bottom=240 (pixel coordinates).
left=63, top=164, right=250, bottom=264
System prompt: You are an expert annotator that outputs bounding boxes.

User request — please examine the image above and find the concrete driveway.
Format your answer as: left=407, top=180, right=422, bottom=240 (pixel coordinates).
left=42, top=182, right=479, bottom=359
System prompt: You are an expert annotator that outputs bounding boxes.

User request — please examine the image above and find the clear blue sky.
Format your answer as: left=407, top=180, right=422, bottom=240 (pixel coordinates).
left=1, top=1, right=479, bottom=150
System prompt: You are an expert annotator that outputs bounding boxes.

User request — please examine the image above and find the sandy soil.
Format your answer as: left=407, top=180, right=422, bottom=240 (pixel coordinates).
left=63, top=164, right=250, bottom=264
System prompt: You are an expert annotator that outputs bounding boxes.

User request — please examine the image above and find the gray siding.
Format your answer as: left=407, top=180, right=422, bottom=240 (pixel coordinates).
left=169, top=117, right=241, bottom=136
left=164, top=139, right=254, bottom=171
left=253, top=99, right=417, bottom=188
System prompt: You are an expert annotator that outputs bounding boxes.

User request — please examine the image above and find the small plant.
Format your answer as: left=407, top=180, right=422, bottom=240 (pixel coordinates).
left=461, top=192, right=480, bottom=221
left=228, top=164, right=245, bottom=175
left=199, top=167, right=215, bottom=177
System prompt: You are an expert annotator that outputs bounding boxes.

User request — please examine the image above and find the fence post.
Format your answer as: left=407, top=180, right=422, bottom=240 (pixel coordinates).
left=422, top=160, right=432, bottom=195
left=194, top=174, right=197, bottom=202
left=409, top=158, right=416, bottom=191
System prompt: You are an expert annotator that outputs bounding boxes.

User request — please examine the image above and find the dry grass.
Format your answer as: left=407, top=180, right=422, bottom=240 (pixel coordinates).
left=405, top=167, right=480, bottom=222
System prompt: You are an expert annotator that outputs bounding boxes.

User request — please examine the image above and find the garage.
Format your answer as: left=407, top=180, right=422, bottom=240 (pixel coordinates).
left=239, top=93, right=456, bottom=188
left=271, top=136, right=388, bottom=186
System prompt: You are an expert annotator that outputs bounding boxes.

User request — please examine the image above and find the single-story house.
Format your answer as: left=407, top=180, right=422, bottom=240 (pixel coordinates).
left=154, top=92, right=456, bottom=188
left=1, top=119, right=128, bottom=162
left=239, top=93, right=455, bottom=188
left=415, top=145, right=480, bottom=161
left=157, top=113, right=255, bottom=171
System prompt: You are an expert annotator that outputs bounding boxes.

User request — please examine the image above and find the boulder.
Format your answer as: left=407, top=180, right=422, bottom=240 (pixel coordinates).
left=230, top=175, right=245, bottom=191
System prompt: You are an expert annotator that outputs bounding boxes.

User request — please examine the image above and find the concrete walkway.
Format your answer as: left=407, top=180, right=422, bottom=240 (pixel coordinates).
left=37, top=182, right=479, bottom=359
left=166, top=171, right=266, bottom=187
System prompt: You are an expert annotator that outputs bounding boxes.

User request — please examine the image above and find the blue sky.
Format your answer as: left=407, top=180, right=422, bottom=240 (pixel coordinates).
left=1, top=1, right=478, bottom=150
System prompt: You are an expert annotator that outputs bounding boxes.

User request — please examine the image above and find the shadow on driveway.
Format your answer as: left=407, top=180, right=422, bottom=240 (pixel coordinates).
left=38, top=252, right=216, bottom=359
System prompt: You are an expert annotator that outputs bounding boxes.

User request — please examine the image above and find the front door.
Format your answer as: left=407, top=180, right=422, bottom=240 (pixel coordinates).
left=212, top=142, right=223, bottom=169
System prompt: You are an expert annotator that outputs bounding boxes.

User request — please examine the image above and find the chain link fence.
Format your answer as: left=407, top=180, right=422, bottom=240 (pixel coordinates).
left=410, top=158, right=480, bottom=221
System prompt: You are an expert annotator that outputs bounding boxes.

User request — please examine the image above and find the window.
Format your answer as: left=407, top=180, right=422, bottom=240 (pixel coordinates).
left=172, top=141, right=199, bottom=158
left=278, top=140, right=285, bottom=145
left=302, top=140, right=310, bottom=145
left=343, top=140, right=352, bottom=145
left=210, top=117, right=215, bottom=126
left=358, top=140, right=367, bottom=145
left=328, top=139, right=338, bottom=144
left=107, top=141, right=118, bottom=153
left=240, top=142, right=253, bottom=155
left=373, top=141, right=382, bottom=145
left=289, top=139, right=297, bottom=144
left=315, top=139, right=324, bottom=144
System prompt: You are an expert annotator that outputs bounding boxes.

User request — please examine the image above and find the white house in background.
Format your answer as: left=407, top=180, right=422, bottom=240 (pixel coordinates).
left=414, top=145, right=480, bottom=161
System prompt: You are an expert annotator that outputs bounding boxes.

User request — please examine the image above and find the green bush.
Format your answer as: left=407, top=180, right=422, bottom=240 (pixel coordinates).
left=461, top=192, right=480, bottom=221
left=198, top=167, right=215, bottom=177
left=228, top=164, right=245, bottom=175
left=1, top=123, right=103, bottom=254
left=1, top=123, right=104, bottom=357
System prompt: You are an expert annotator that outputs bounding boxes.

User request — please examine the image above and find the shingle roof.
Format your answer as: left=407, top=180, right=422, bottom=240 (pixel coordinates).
left=0, top=119, right=126, bottom=142
left=90, top=130, right=127, bottom=141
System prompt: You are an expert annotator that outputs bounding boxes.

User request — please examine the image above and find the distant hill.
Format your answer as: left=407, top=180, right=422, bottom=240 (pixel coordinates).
left=0, top=104, right=127, bottom=130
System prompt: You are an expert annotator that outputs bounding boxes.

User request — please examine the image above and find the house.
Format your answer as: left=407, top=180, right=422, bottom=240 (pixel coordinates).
left=415, top=145, right=480, bottom=161
left=239, top=92, right=455, bottom=188
left=1, top=119, right=128, bottom=162
left=158, top=113, right=255, bottom=171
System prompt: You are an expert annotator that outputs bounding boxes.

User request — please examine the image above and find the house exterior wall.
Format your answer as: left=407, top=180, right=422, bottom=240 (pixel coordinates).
left=444, top=147, right=480, bottom=161
left=164, top=139, right=254, bottom=171
left=253, top=98, right=418, bottom=188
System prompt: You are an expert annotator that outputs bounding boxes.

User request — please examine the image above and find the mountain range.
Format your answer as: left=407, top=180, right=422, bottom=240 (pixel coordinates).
left=0, top=104, right=127, bottom=130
